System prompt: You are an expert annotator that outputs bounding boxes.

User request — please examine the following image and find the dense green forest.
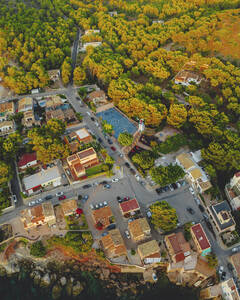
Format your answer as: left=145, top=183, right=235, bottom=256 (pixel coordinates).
left=0, top=0, right=239, bottom=186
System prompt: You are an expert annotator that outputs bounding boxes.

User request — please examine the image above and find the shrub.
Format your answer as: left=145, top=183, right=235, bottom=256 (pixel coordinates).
left=30, top=241, right=46, bottom=257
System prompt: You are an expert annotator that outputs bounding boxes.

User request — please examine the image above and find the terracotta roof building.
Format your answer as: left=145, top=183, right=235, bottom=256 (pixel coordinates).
left=165, top=232, right=191, bottom=263
left=176, top=152, right=212, bottom=193
left=128, top=218, right=151, bottom=242
left=119, top=198, right=140, bottom=216
left=191, top=223, right=211, bottom=256
left=18, top=97, right=33, bottom=112
left=22, top=110, right=40, bottom=128
left=92, top=206, right=113, bottom=229
left=60, top=199, right=78, bottom=216
left=20, top=202, right=56, bottom=229
left=18, top=152, right=38, bottom=170
left=0, top=101, right=14, bottom=122
left=231, top=253, right=240, bottom=278
left=67, top=147, right=99, bottom=180
left=137, top=240, right=161, bottom=263
left=100, top=228, right=127, bottom=258
left=87, top=90, right=106, bottom=105
left=64, top=128, right=93, bottom=153
left=174, top=70, right=202, bottom=86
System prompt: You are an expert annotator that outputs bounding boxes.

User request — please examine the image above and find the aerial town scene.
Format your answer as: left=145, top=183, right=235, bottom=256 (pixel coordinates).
left=0, top=0, right=240, bottom=299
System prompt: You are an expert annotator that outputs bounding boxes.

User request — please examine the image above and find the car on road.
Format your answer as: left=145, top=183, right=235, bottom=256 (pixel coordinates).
left=189, top=187, right=195, bottom=195
left=107, top=224, right=116, bottom=230
left=45, top=195, right=53, bottom=200
left=107, top=139, right=113, bottom=144
left=172, top=183, right=178, bottom=190
left=124, top=230, right=130, bottom=239
left=83, top=195, right=89, bottom=201
left=28, top=200, right=36, bottom=206
left=135, top=174, right=140, bottom=181
left=128, top=218, right=134, bottom=223
left=12, top=195, right=17, bottom=203
left=125, top=162, right=130, bottom=168
left=61, top=173, right=66, bottom=178
left=110, top=146, right=116, bottom=151
left=91, top=117, right=95, bottom=121
left=152, top=273, right=157, bottom=282
left=104, top=184, right=111, bottom=189
left=146, top=210, right=152, bottom=218
left=232, top=247, right=238, bottom=253
left=186, top=207, right=195, bottom=215
left=130, top=168, right=136, bottom=175
left=218, top=266, right=224, bottom=275
left=112, top=178, right=119, bottom=183
left=198, top=204, right=205, bottom=213
left=227, top=262, right=234, bottom=272
left=98, top=137, right=103, bottom=143
left=82, top=184, right=92, bottom=189
left=101, top=232, right=108, bottom=237
left=86, top=111, right=91, bottom=116
left=56, top=192, right=64, bottom=197
left=176, top=182, right=181, bottom=188
left=221, top=271, right=226, bottom=281
left=76, top=97, right=81, bottom=100
left=59, top=195, right=66, bottom=201
left=99, top=180, right=108, bottom=185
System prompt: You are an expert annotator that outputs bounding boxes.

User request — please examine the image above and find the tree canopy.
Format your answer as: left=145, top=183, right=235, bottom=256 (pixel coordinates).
left=150, top=201, right=178, bottom=232
left=150, top=164, right=185, bottom=186
left=118, top=132, right=133, bottom=146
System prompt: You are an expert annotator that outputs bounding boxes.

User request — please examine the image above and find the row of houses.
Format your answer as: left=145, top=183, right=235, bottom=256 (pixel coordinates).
left=20, top=199, right=77, bottom=229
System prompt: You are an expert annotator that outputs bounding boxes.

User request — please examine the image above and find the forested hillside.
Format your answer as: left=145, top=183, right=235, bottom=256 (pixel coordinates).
left=0, top=0, right=239, bottom=184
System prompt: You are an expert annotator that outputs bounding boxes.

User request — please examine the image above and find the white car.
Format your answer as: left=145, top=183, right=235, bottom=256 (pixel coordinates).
left=99, top=202, right=103, bottom=208
left=103, top=201, right=107, bottom=206
left=56, top=192, right=64, bottom=197
left=135, top=175, right=140, bottom=181
left=112, top=178, right=119, bottom=183
left=86, top=111, right=91, bottom=116
left=218, top=266, right=224, bottom=274
left=90, top=204, right=94, bottom=210
left=189, top=187, right=195, bottom=195
left=125, top=230, right=130, bottom=239
left=232, top=247, right=238, bottom=253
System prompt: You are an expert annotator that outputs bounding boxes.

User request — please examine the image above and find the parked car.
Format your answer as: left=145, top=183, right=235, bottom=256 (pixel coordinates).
left=128, top=218, right=134, bottom=223
left=130, top=168, right=136, bottom=175
left=91, top=117, right=95, bottom=121
left=95, top=204, right=99, bottom=209
left=152, top=273, right=157, bottom=282
left=169, top=184, right=174, bottom=191
left=61, top=173, right=66, bottom=178
left=56, top=191, right=63, bottom=197
left=189, top=187, right=195, bottom=195
left=232, top=247, right=238, bottom=253
left=104, top=184, right=111, bottom=189
left=163, top=185, right=170, bottom=192
left=45, top=195, right=53, bottom=200
left=172, top=183, right=178, bottom=190
left=125, top=162, right=130, bottom=168
left=101, top=232, right=108, bottom=237
left=86, top=111, right=91, bottom=116
left=107, top=139, right=113, bottom=144
left=82, top=184, right=92, bottom=189
left=98, top=137, right=103, bottom=143
left=90, top=204, right=94, bottom=210
left=117, top=196, right=122, bottom=203
left=107, top=224, right=116, bottom=230
left=99, top=202, right=103, bottom=208
left=83, top=195, right=89, bottom=201
left=103, top=201, right=107, bottom=206
left=186, top=207, right=195, bottom=215
left=221, top=271, right=226, bottom=281
left=112, top=178, right=119, bottom=183
left=146, top=210, right=152, bottom=218
left=12, top=195, right=17, bottom=203
left=218, top=266, right=224, bottom=274
left=125, top=230, right=130, bottom=239
left=111, top=146, right=116, bottom=151
left=135, top=174, right=140, bottom=181
left=198, top=204, right=205, bottom=213
left=176, top=182, right=181, bottom=188
left=59, top=195, right=66, bottom=201
left=227, top=262, right=234, bottom=272
left=155, top=188, right=163, bottom=194
left=99, top=180, right=108, bottom=185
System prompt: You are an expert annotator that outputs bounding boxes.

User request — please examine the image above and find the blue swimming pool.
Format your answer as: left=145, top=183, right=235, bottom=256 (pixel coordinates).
left=96, top=108, right=137, bottom=138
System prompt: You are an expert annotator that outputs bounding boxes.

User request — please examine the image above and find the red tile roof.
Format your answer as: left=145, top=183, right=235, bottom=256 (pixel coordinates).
left=120, top=198, right=139, bottom=213
left=175, top=252, right=185, bottom=262
left=18, top=153, right=37, bottom=168
left=191, top=223, right=211, bottom=250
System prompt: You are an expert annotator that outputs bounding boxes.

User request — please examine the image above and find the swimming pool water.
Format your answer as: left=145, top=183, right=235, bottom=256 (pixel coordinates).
left=96, top=108, right=137, bottom=138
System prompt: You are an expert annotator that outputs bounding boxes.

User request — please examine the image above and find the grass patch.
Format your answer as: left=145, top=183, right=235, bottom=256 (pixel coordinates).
left=86, top=164, right=105, bottom=176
